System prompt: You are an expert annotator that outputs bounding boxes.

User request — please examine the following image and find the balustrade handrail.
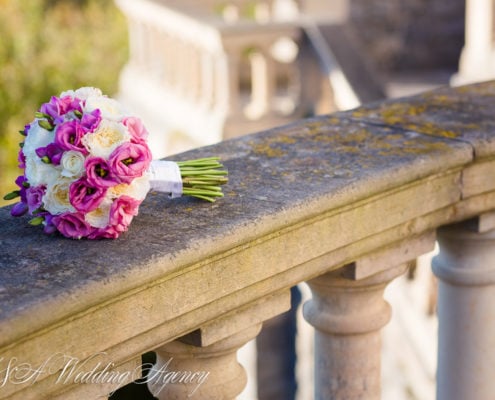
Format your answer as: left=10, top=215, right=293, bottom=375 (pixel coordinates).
left=1, top=81, right=495, bottom=399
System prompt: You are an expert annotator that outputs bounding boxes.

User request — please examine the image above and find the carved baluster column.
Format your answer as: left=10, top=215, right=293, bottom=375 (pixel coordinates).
left=148, top=291, right=290, bottom=400
left=433, top=218, right=495, bottom=400
left=303, top=232, right=435, bottom=400
left=148, top=324, right=260, bottom=400
left=453, top=0, right=495, bottom=84
left=245, top=48, right=276, bottom=119
left=200, top=50, right=215, bottom=110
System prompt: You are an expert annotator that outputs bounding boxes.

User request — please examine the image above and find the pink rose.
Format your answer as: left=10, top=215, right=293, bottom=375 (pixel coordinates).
left=123, top=116, right=148, bottom=143
left=69, top=177, right=107, bottom=213
left=87, top=195, right=141, bottom=239
left=85, top=157, right=119, bottom=188
left=52, top=212, right=93, bottom=239
left=55, top=120, right=88, bottom=154
left=109, top=142, right=152, bottom=184
left=88, top=227, right=120, bottom=240
left=109, top=195, right=141, bottom=233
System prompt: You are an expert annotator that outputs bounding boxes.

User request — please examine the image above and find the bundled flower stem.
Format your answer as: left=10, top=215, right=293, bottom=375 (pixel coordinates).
left=178, top=157, right=228, bottom=202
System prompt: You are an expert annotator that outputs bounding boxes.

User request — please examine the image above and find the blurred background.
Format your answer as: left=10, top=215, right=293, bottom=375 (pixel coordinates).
left=0, top=0, right=128, bottom=206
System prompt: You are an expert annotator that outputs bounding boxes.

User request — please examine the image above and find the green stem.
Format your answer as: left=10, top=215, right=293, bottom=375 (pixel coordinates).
left=178, top=157, right=228, bottom=202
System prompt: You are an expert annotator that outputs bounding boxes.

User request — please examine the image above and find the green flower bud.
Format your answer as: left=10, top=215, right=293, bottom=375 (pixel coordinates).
left=38, top=119, right=54, bottom=131
left=28, top=216, right=44, bottom=226
left=35, top=111, right=51, bottom=119
left=3, top=190, right=20, bottom=201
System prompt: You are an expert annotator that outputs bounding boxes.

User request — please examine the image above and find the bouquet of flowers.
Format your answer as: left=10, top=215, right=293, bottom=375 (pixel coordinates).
left=3, top=87, right=228, bottom=239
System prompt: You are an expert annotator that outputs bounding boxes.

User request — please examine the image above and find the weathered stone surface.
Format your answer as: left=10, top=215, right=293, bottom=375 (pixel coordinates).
left=342, top=230, right=435, bottom=280
left=344, top=81, right=495, bottom=158
left=1, top=82, right=495, bottom=398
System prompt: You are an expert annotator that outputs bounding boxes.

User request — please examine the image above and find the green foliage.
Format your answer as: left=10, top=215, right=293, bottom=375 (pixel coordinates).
left=0, top=0, right=128, bottom=206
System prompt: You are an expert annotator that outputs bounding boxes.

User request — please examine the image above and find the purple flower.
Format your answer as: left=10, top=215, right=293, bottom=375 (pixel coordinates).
left=108, top=142, right=152, bottom=184
left=123, top=116, right=148, bottom=143
left=85, top=157, right=119, bottom=188
left=15, top=175, right=28, bottom=202
left=10, top=202, right=28, bottom=217
left=40, top=95, right=82, bottom=121
left=35, top=143, right=64, bottom=165
left=52, top=212, right=93, bottom=239
left=54, top=120, right=88, bottom=154
left=58, top=95, right=83, bottom=115
left=20, top=123, right=30, bottom=136
left=80, top=109, right=101, bottom=133
left=69, top=177, right=107, bottom=213
left=17, top=149, right=26, bottom=169
left=43, top=214, right=57, bottom=235
left=39, top=96, right=60, bottom=120
left=26, top=185, right=46, bottom=214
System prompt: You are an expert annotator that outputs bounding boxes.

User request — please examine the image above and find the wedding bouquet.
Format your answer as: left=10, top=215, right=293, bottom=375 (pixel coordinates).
left=4, top=87, right=228, bottom=239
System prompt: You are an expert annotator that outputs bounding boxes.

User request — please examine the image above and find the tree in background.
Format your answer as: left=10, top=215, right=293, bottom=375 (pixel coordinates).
left=0, top=0, right=128, bottom=206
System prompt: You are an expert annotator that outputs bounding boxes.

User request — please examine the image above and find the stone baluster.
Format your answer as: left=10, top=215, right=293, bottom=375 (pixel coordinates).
left=245, top=47, right=276, bottom=119
left=453, top=0, right=495, bottom=84
left=163, top=32, right=175, bottom=89
left=192, top=45, right=202, bottom=102
left=303, top=232, right=435, bottom=400
left=200, top=50, right=215, bottom=109
left=126, top=17, right=140, bottom=69
left=189, top=44, right=202, bottom=101
left=149, top=27, right=162, bottom=79
left=148, top=324, right=260, bottom=400
left=148, top=291, right=291, bottom=400
left=134, top=20, right=147, bottom=70
left=222, top=50, right=242, bottom=116
left=432, top=218, right=495, bottom=400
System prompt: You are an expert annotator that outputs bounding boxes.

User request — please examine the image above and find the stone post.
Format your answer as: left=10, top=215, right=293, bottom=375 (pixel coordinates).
left=432, top=221, right=495, bottom=400
left=452, top=0, right=495, bottom=84
left=303, top=233, right=435, bottom=399
left=148, top=324, right=261, bottom=400
left=245, top=49, right=276, bottom=119
left=303, top=264, right=407, bottom=400
left=147, top=291, right=291, bottom=400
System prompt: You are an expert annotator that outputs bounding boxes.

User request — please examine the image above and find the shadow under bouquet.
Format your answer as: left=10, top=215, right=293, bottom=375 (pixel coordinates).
left=4, top=87, right=228, bottom=239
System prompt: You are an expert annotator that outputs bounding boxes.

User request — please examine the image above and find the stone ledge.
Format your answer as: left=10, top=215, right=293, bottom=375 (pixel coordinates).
left=1, top=82, right=495, bottom=398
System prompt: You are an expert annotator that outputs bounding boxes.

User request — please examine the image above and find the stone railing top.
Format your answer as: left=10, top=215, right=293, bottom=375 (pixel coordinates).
left=117, top=0, right=299, bottom=55
left=1, top=82, right=495, bottom=381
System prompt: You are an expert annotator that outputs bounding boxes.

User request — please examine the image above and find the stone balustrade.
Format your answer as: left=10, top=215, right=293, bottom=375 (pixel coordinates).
left=115, top=0, right=304, bottom=157
left=1, top=82, right=495, bottom=399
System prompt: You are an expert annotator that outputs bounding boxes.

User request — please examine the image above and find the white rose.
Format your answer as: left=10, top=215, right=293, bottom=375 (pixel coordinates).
left=43, top=177, right=76, bottom=215
left=84, top=95, right=128, bottom=121
left=24, top=155, right=61, bottom=187
left=108, top=176, right=150, bottom=201
left=61, top=150, right=85, bottom=178
left=22, top=122, right=55, bottom=157
left=85, top=197, right=112, bottom=228
left=81, top=120, right=130, bottom=158
left=60, top=87, right=102, bottom=100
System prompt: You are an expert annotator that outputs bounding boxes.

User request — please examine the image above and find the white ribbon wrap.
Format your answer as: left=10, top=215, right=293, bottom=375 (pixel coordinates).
left=148, top=160, right=183, bottom=198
